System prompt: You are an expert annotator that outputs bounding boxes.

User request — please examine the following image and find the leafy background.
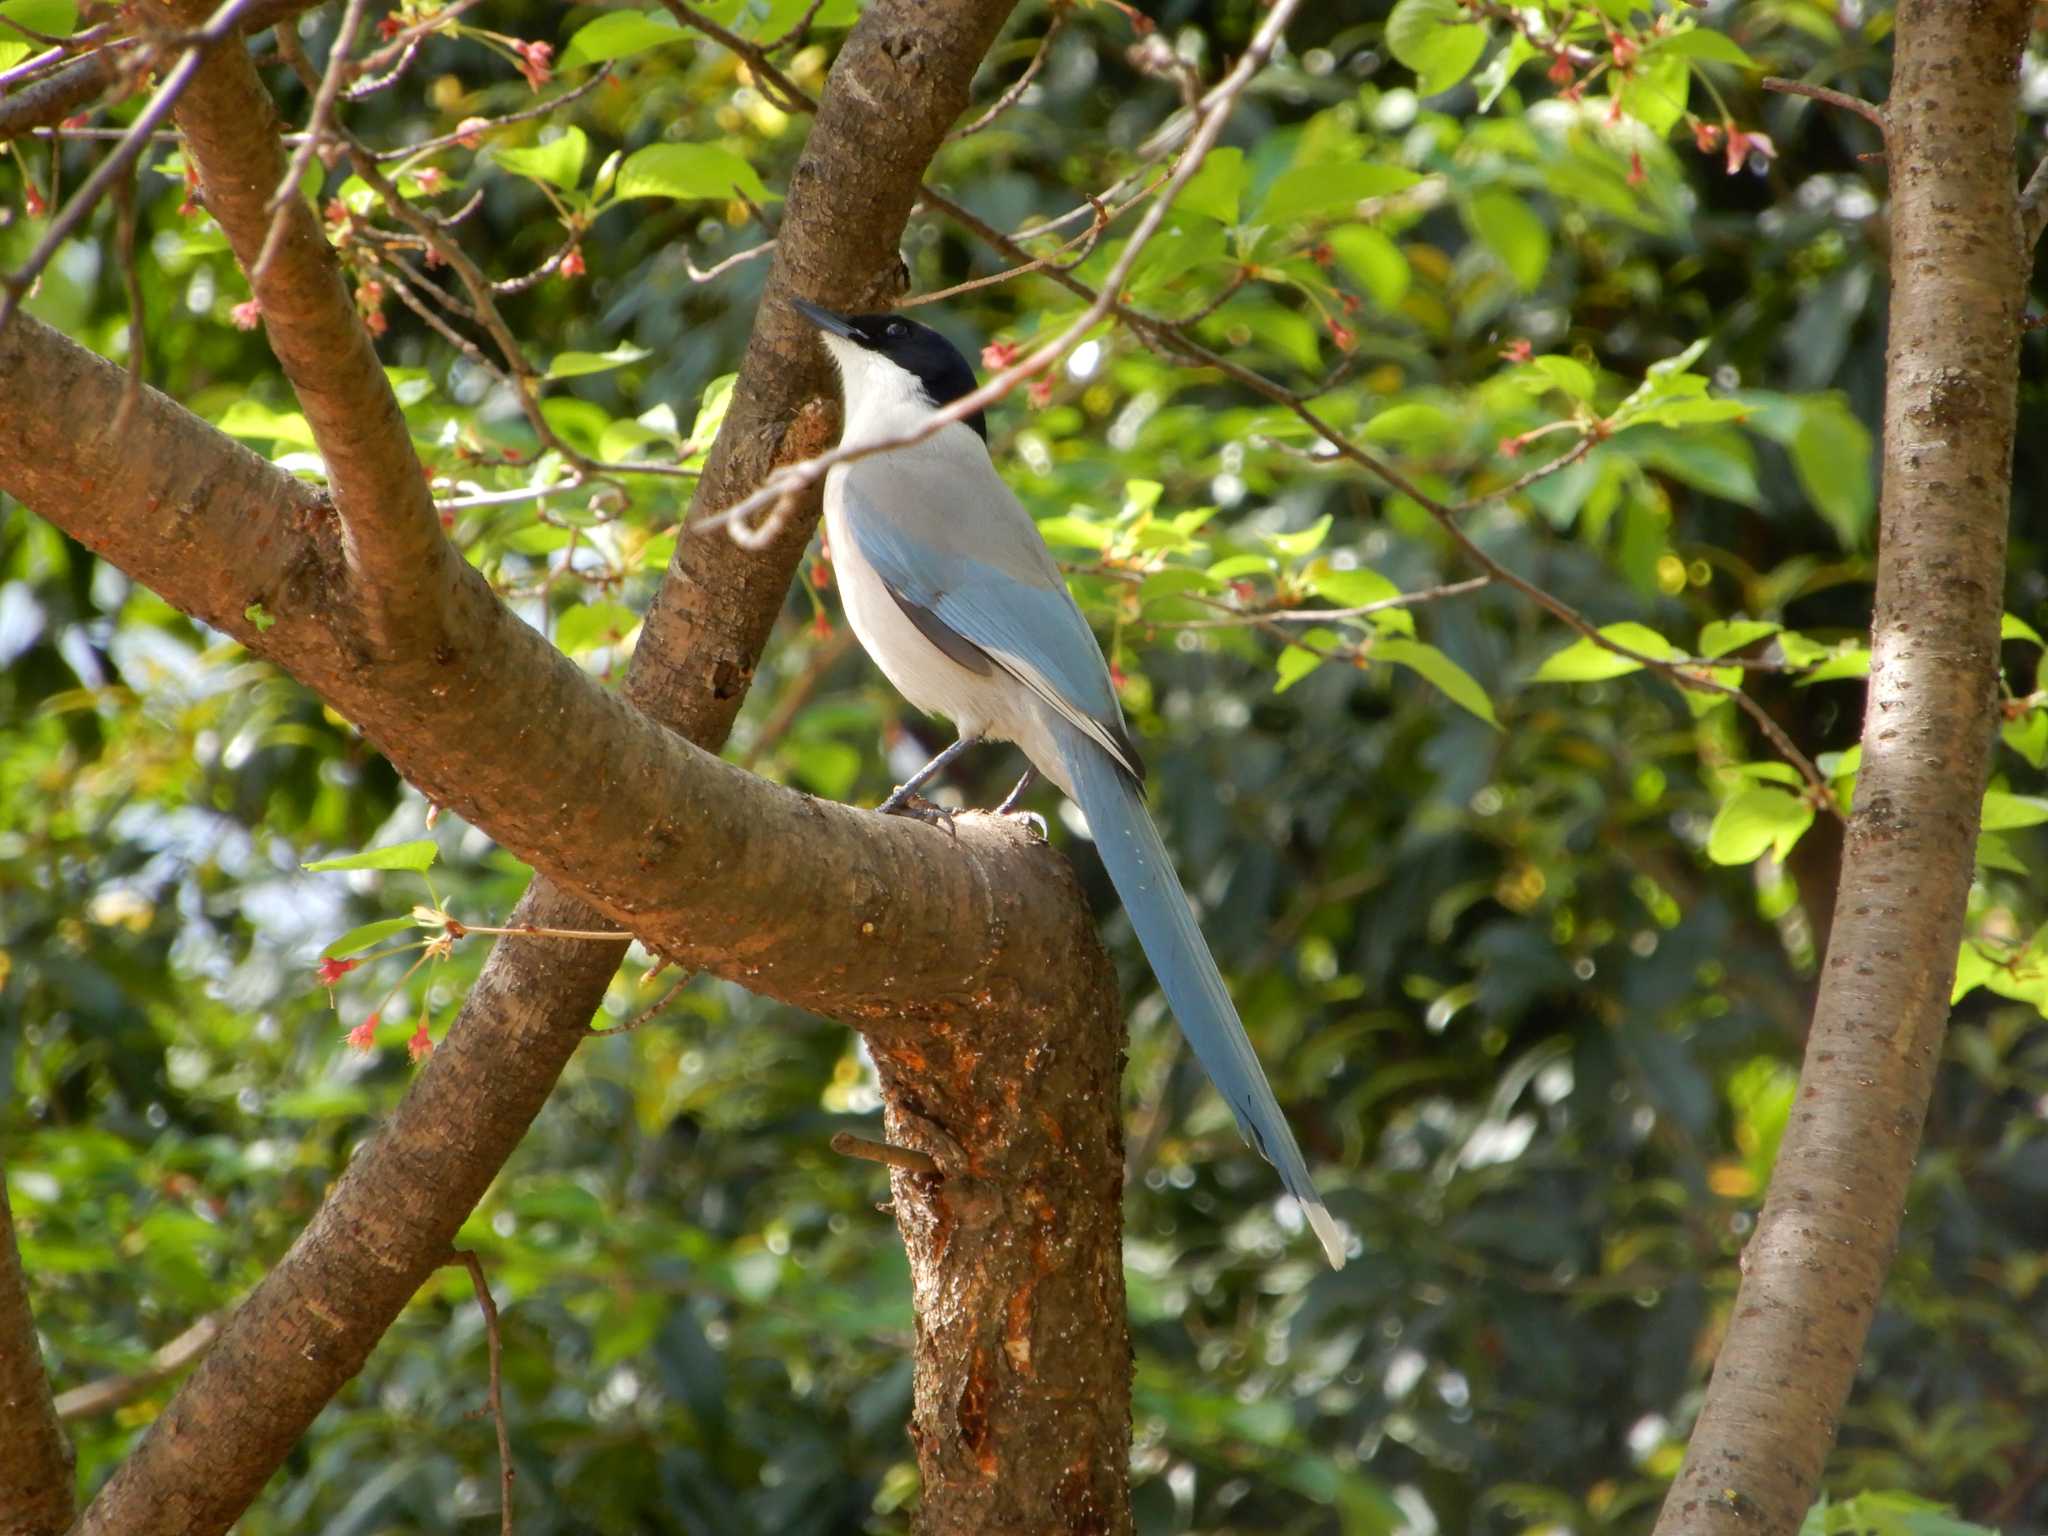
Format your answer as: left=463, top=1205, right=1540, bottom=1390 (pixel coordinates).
left=4, top=0, right=2048, bottom=1530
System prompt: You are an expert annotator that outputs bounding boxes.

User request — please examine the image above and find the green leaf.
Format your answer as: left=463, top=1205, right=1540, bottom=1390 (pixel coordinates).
left=0, top=0, right=76, bottom=37
left=1310, top=564, right=1401, bottom=611
left=1656, top=27, right=1758, bottom=67
left=1796, top=647, right=1870, bottom=684
left=1790, top=397, right=1874, bottom=548
left=303, top=839, right=440, bottom=874
left=555, top=601, right=641, bottom=654
left=1706, top=787, right=1815, bottom=865
left=613, top=143, right=772, bottom=204
left=1613, top=50, right=1689, bottom=138
left=1178, top=147, right=1247, bottom=224
left=243, top=602, right=276, bottom=632
left=1532, top=622, right=1682, bottom=682
left=1981, top=790, right=2048, bottom=831
left=1952, top=941, right=1999, bottom=1004
left=561, top=9, right=683, bottom=66
left=1699, top=619, right=1781, bottom=657
left=495, top=128, right=588, bottom=192
left=2003, top=613, right=2045, bottom=646
left=1261, top=163, right=1423, bottom=224
left=1326, top=226, right=1410, bottom=310
left=1467, top=191, right=1549, bottom=291
left=321, top=917, right=418, bottom=960
left=1385, top=0, right=1489, bottom=96
left=1374, top=638, right=1499, bottom=726
left=1274, top=641, right=1328, bottom=693
left=689, top=372, right=736, bottom=446
left=1037, top=514, right=1115, bottom=550
left=1266, top=515, right=1333, bottom=558
left=214, top=400, right=317, bottom=450
left=1531, top=355, right=1595, bottom=404
left=545, top=342, right=653, bottom=380
left=2003, top=710, right=2048, bottom=770
left=1360, top=401, right=1457, bottom=446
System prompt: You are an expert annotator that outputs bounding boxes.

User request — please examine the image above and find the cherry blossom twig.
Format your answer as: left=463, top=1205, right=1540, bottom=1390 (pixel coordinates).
left=0, top=0, right=262, bottom=335
left=1761, top=75, right=1887, bottom=132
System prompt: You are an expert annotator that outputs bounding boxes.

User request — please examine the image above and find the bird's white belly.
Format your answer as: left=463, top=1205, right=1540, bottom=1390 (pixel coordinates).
left=825, top=477, right=997, bottom=739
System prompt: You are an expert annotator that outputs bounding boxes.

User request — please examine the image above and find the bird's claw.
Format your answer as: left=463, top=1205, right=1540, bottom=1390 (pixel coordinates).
left=881, top=792, right=959, bottom=837
left=1003, top=810, right=1049, bottom=840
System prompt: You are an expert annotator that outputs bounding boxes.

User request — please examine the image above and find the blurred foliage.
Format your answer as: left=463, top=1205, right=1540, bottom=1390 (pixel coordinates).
left=3, top=0, right=2048, bottom=1531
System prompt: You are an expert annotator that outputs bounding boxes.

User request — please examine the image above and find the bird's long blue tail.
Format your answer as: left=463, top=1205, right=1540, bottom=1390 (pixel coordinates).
left=1053, top=726, right=1345, bottom=1269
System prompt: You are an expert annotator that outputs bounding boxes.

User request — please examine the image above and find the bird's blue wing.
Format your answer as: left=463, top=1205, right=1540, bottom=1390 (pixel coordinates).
left=839, top=461, right=1141, bottom=775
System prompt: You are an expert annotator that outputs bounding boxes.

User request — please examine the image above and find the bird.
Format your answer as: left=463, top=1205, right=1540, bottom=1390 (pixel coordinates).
left=791, top=297, right=1345, bottom=1270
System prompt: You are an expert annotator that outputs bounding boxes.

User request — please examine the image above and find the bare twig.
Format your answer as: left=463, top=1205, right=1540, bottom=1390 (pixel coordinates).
left=737, top=623, right=857, bottom=768
left=895, top=194, right=1107, bottom=309
left=685, top=237, right=776, bottom=283
left=110, top=164, right=147, bottom=437
left=55, top=1311, right=226, bottom=1420
left=370, top=69, right=609, bottom=160
left=254, top=0, right=368, bottom=284
left=1762, top=75, right=1887, bottom=131
left=830, top=1131, right=939, bottom=1175
left=591, top=972, right=694, bottom=1035
left=1153, top=575, right=1494, bottom=630
left=655, top=0, right=816, bottom=114
left=945, top=8, right=1063, bottom=140
left=0, top=0, right=262, bottom=335
left=453, top=1251, right=514, bottom=1536
left=761, top=0, right=828, bottom=53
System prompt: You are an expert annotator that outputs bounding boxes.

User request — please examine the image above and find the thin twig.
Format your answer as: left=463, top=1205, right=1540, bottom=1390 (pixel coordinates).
left=760, top=0, right=827, bottom=54
left=110, top=162, right=147, bottom=438
left=371, top=69, right=610, bottom=160
left=655, top=0, right=816, bottom=114
left=830, top=1131, right=938, bottom=1175
left=1154, top=576, right=1493, bottom=630
left=255, top=0, right=368, bottom=284
left=895, top=195, right=1108, bottom=309
left=453, top=1251, right=514, bottom=1536
left=945, top=9, right=1063, bottom=141
left=0, top=0, right=262, bottom=336
left=685, top=237, right=775, bottom=283
left=737, top=624, right=857, bottom=768
left=1761, top=75, right=1887, bottom=131
left=55, top=1311, right=227, bottom=1420
left=591, top=972, right=694, bottom=1035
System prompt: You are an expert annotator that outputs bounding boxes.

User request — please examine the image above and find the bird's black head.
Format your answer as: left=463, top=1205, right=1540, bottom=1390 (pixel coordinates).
left=791, top=298, right=988, bottom=440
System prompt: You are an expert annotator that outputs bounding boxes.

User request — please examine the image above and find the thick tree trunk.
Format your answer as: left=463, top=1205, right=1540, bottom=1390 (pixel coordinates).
left=1652, top=3, right=2031, bottom=1532
left=0, top=1164, right=74, bottom=1536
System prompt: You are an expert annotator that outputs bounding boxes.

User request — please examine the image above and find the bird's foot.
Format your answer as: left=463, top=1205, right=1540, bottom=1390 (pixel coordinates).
left=880, top=791, right=959, bottom=837
left=992, top=768, right=1036, bottom=816
left=1003, top=810, right=1048, bottom=841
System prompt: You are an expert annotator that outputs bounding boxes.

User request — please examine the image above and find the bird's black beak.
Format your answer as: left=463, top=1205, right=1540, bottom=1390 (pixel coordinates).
left=791, top=297, right=857, bottom=338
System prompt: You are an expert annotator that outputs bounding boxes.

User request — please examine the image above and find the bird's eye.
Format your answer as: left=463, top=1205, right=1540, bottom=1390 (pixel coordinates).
left=884, top=321, right=908, bottom=340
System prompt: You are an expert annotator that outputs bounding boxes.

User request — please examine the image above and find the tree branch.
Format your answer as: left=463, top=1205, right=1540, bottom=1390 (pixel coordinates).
left=1653, top=2, right=2033, bottom=1532
left=159, top=0, right=449, bottom=653
left=38, top=3, right=1132, bottom=1532
left=0, top=1163, right=74, bottom=1536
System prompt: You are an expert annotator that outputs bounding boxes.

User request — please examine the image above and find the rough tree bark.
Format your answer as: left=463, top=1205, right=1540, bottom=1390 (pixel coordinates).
left=0, top=1160, right=73, bottom=1536
left=1652, top=2, right=2033, bottom=1532
left=0, top=1, right=1137, bottom=1532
